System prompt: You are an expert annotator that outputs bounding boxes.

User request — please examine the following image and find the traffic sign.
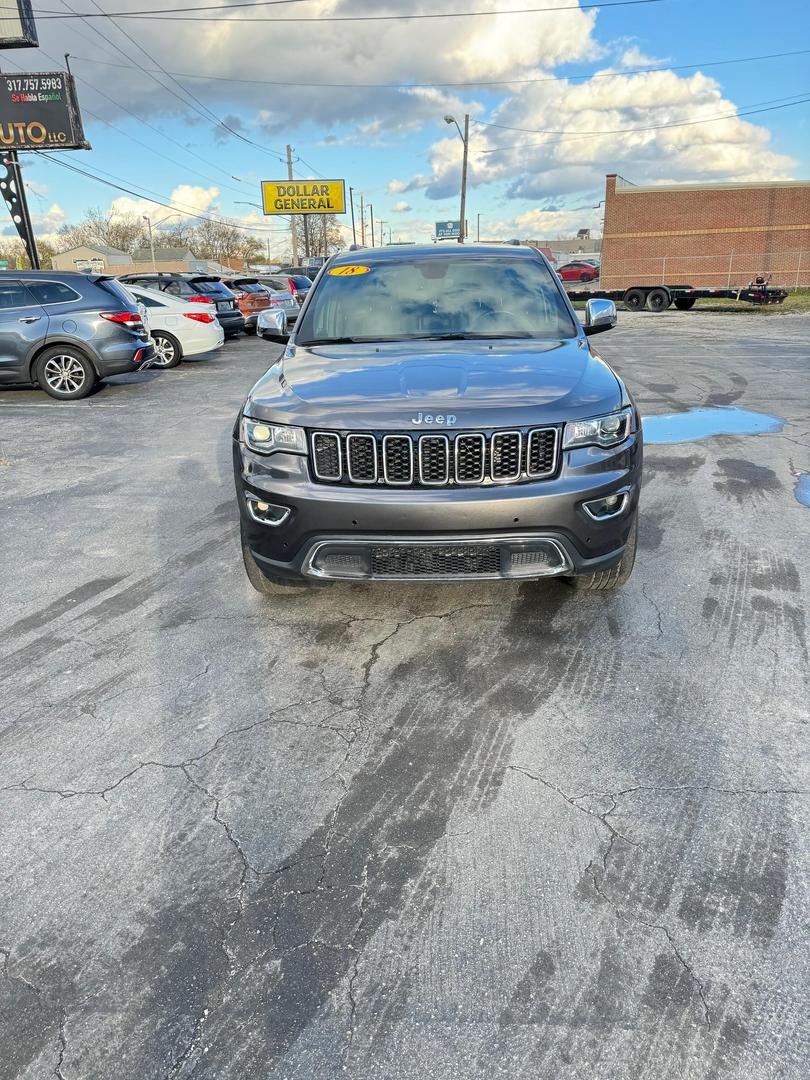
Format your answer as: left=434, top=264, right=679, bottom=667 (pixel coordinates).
left=435, top=220, right=460, bottom=240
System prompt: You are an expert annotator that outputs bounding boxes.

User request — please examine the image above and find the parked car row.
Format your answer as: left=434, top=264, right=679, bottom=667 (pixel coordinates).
left=0, top=267, right=315, bottom=398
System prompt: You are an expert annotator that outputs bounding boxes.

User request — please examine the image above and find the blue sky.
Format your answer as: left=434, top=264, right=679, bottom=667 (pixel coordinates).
left=4, top=0, right=809, bottom=253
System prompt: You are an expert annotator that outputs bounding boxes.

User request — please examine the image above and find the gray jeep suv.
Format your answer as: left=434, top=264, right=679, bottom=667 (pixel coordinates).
left=0, top=271, right=155, bottom=399
left=234, top=244, right=642, bottom=592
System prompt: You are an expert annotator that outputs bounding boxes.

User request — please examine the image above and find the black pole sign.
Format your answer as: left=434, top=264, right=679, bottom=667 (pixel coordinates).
left=0, top=72, right=89, bottom=150
left=0, top=0, right=38, bottom=49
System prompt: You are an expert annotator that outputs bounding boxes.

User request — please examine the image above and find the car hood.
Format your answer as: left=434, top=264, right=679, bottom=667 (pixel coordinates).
left=245, top=338, right=622, bottom=429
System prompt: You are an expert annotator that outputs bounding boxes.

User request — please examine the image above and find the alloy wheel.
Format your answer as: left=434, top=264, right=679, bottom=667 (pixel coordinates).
left=43, top=354, right=86, bottom=394
left=152, top=335, right=176, bottom=367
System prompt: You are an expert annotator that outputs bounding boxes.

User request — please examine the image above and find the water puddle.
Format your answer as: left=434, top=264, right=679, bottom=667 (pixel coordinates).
left=794, top=473, right=810, bottom=508
left=643, top=406, right=785, bottom=445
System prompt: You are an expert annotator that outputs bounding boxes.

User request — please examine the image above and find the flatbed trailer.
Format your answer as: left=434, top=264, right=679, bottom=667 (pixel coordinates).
left=565, top=283, right=789, bottom=312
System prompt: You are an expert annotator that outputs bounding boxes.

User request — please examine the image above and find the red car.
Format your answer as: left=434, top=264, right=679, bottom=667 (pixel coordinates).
left=556, top=261, right=599, bottom=283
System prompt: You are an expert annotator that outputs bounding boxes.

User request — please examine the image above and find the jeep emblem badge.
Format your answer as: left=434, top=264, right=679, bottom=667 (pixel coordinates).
left=411, top=412, right=457, bottom=425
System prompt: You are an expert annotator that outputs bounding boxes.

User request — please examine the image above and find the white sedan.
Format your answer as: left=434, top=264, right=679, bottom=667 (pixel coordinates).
left=125, top=284, right=225, bottom=368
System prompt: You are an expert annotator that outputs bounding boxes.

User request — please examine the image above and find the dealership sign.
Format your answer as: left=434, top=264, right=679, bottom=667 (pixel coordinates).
left=0, top=72, right=89, bottom=150
left=0, top=0, right=38, bottom=49
left=261, top=179, right=346, bottom=215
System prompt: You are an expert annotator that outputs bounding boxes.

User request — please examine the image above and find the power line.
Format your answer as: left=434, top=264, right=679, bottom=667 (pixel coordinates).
left=87, top=0, right=286, bottom=158
left=0, top=43, right=260, bottom=198
left=66, top=0, right=289, bottom=162
left=476, top=93, right=810, bottom=152
left=33, top=151, right=294, bottom=234
left=65, top=45, right=810, bottom=90
left=34, top=0, right=666, bottom=21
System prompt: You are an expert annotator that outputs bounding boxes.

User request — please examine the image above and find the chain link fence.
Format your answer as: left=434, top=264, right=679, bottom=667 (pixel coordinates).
left=599, top=249, right=810, bottom=290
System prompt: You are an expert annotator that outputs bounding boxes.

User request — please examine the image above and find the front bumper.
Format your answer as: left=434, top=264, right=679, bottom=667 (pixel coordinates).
left=234, top=432, right=642, bottom=583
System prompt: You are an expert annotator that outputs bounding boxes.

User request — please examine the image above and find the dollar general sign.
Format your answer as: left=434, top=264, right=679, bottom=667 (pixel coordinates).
left=261, top=180, right=346, bottom=216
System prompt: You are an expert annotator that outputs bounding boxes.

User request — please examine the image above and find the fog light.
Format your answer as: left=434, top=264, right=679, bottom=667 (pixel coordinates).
left=506, top=542, right=568, bottom=578
left=309, top=546, right=372, bottom=579
left=582, top=491, right=630, bottom=521
left=246, top=497, right=291, bottom=527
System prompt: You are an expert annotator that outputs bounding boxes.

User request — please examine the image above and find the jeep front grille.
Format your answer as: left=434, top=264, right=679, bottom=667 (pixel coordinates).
left=309, top=427, right=559, bottom=488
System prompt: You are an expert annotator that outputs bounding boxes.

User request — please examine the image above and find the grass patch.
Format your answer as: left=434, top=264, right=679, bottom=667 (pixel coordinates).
left=570, top=288, right=810, bottom=315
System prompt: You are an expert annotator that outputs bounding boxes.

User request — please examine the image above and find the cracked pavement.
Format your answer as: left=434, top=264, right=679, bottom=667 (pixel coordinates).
left=1, top=313, right=808, bottom=1079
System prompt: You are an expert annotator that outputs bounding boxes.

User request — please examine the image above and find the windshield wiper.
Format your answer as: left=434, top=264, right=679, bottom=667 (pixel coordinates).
left=300, top=336, right=409, bottom=345
left=406, top=332, right=535, bottom=340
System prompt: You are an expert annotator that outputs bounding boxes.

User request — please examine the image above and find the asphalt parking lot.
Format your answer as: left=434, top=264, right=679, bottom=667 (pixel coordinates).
left=1, top=312, right=808, bottom=1080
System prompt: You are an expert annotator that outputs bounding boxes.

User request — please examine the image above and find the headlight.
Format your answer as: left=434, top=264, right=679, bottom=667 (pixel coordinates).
left=563, top=407, right=634, bottom=450
left=241, top=417, right=306, bottom=455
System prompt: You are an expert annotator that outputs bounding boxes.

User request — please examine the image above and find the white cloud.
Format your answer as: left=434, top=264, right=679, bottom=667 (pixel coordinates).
left=410, top=67, right=795, bottom=202
left=619, top=45, right=667, bottom=68
left=41, top=0, right=601, bottom=132
left=392, top=200, right=412, bottom=212
left=386, top=179, right=407, bottom=194
left=109, top=184, right=221, bottom=222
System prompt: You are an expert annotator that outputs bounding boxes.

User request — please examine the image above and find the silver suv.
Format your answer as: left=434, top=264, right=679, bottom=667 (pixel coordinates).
left=234, top=245, right=641, bottom=593
left=0, top=272, right=155, bottom=399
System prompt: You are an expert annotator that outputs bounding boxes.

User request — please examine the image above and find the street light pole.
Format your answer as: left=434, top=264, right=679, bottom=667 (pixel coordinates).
left=143, top=215, right=155, bottom=272
left=349, top=186, right=357, bottom=245
left=142, top=213, right=178, bottom=271
left=444, top=113, right=470, bottom=243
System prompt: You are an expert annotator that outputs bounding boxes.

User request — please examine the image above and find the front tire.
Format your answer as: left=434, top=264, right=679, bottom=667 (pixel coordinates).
left=34, top=347, right=96, bottom=400
left=241, top=524, right=314, bottom=596
left=674, top=298, right=697, bottom=310
left=151, top=331, right=182, bottom=368
left=563, top=516, right=638, bottom=592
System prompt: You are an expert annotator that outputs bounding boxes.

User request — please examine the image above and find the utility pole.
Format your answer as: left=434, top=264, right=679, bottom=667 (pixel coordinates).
left=359, top=193, right=365, bottom=245
left=303, top=214, right=311, bottom=260
left=378, top=220, right=386, bottom=245
left=349, top=186, right=357, bottom=245
left=286, top=144, right=299, bottom=266
left=458, top=113, right=469, bottom=244
left=369, top=204, right=374, bottom=247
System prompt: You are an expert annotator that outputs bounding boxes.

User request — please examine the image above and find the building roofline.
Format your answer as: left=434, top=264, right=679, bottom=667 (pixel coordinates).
left=612, top=179, right=810, bottom=194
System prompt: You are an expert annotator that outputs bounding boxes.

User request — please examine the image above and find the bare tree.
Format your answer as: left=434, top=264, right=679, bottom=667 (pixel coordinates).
left=293, top=214, right=343, bottom=260
left=56, top=208, right=148, bottom=254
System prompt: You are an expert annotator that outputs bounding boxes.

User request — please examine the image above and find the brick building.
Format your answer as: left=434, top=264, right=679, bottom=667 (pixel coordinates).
left=600, top=174, right=810, bottom=289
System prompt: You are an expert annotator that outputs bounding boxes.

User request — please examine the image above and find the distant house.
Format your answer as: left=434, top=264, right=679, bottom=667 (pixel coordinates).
left=51, top=244, right=131, bottom=272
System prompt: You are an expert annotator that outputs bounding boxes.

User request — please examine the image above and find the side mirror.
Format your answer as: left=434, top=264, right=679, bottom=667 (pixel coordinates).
left=259, top=308, right=290, bottom=343
left=583, top=297, right=617, bottom=336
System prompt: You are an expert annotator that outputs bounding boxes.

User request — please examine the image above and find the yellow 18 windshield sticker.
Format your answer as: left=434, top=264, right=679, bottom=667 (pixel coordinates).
left=328, top=265, right=371, bottom=277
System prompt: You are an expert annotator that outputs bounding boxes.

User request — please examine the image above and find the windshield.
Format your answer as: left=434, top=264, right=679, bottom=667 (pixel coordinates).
left=296, top=255, right=576, bottom=344
left=193, top=280, right=236, bottom=298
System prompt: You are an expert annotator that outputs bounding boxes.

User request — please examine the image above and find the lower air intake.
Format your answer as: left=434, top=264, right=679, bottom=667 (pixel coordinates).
left=371, top=544, right=501, bottom=577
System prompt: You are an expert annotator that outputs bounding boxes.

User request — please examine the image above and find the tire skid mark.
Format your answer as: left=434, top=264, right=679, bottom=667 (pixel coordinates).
left=701, top=530, right=807, bottom=666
